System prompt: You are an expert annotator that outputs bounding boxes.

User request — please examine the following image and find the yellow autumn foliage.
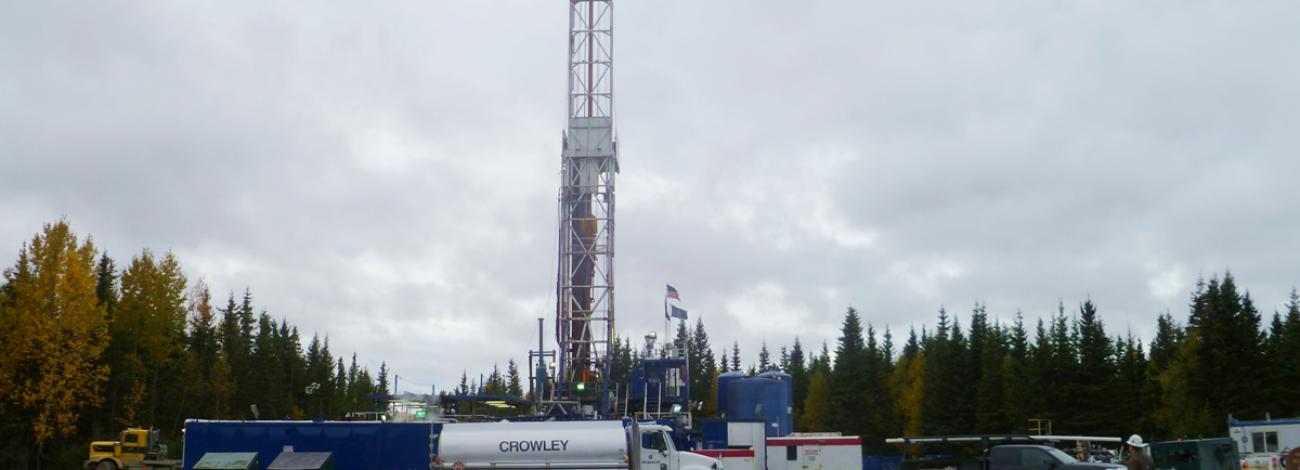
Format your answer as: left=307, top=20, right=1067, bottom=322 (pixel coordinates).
left=798, top=370, right=830, bottom=431
left=0, top=221, right=110, bottom=444
left=889, top=351, right=925, bottom=439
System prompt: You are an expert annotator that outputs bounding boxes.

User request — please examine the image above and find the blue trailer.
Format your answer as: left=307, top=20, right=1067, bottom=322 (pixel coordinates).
left=182, top=420, right=440, bottom=470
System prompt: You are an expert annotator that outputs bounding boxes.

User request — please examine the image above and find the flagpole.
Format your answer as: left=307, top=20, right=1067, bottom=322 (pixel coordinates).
left=663, top=295, right=668, bottom=358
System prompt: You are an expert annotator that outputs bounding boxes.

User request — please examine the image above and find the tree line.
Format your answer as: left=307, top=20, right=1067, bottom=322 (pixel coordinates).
left=0, top=221, right=393, bottom=468
left=612, top=274, right=1299, bottom=455
left=5, top=220, right=1298, bottom=465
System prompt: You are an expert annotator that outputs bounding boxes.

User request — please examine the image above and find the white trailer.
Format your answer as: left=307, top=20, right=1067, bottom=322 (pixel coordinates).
left=727, top=422, right=768, bottom=467
left=691, top=449, right=756, bottom=470
left=435, top=420, right=720, bottom=470
left=1229, top=417, right=1300, bottom=470
left=1229, top=417, right=1300, bottom=457
left=764, top=436, right=863, bottom=470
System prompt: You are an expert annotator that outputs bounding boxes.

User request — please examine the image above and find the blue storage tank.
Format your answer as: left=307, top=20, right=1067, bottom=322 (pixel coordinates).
left=718, top=373, right=792, bottom=437
left=756, top=371, right=793, bottom=436
left=715, top=372, right=745, bottom=419
left=756, top=371, right=791, bottom=390
left=724, top=377, right=760, bottom=422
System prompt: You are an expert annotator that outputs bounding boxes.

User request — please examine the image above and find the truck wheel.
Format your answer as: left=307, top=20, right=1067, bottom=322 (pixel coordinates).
left=94, top=461, right=117, bottom=470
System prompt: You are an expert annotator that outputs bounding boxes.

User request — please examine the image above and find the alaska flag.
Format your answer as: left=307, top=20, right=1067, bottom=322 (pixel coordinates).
left=669, top=305, right=688, bottom=320
left=666, top=285, right=680, bottom=300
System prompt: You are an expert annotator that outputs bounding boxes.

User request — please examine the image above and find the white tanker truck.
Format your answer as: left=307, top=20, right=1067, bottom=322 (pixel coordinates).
left=435, top=420, right=720, bottom=470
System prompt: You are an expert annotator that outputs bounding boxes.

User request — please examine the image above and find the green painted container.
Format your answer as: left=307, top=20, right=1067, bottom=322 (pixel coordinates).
left=193, top=451, right=259, bottom=470
left=1150, top=438, right=1240, bottom=470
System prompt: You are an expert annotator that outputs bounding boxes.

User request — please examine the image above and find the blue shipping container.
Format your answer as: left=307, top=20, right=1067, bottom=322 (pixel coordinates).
left=183, top=420, right=439, bottom=470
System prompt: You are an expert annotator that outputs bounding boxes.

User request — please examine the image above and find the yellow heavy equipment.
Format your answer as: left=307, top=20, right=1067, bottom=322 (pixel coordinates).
left=86, top=428, right=180, bottom=470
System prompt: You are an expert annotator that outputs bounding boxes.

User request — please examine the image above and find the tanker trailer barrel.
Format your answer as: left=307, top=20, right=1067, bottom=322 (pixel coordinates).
left=436, top=421, right=630, bottom=469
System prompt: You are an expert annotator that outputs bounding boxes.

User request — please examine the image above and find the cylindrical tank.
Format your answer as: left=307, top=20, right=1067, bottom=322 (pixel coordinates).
left=716, top=372, right=745, bottom=419
left=726, top=378, right=763, bottom=422
left=754, top=372, right=793, bottom=437
left=756, top=371, right=791, bottom=392
left=756, top=371, right=792, bottom=436
left=437, top=421, right=627, bottom=467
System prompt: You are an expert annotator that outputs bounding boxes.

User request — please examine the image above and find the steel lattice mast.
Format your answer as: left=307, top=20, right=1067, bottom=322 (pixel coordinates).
left=554, top=0, right=616, bottom=413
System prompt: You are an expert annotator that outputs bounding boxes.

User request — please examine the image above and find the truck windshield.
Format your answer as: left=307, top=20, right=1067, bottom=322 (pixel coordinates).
left=1046, top=448, right=1078, bottom=464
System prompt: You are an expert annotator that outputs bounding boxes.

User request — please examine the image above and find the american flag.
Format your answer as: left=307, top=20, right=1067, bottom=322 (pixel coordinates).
left=666, top=284, right=680, bottom=301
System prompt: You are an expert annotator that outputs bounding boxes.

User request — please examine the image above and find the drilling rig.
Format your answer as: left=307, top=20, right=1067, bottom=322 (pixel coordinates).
left=546, top=0, right=618, bottom=417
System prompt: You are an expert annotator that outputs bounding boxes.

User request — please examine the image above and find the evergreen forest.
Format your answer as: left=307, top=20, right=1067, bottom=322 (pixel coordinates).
left=3, top=220, right=1298, bottom=466
left=0, top=222, right=398, bottom=467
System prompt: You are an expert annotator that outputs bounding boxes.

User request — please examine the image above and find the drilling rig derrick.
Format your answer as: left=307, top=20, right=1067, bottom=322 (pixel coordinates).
left=551, top=0, right=617, bottom=417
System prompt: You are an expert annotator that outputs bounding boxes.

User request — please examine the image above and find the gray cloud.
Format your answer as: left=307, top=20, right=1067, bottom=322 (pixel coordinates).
left=3, top=0, right=1298, bottom=391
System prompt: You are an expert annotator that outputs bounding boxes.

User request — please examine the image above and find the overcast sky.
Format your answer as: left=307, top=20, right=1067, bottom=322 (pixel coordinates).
left=3, top=1, right=1299, bottom=393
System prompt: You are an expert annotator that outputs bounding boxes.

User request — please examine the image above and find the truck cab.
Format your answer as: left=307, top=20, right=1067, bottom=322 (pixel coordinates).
left=637, top=424, right=719, bottom=470
left=86, top=428, right=174, bottom=470
left=990, top=445, right=1124, bottom=470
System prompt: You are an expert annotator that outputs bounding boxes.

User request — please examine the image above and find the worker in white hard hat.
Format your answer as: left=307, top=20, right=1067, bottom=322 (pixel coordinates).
left=1124, top=434, right=1154, bottom=470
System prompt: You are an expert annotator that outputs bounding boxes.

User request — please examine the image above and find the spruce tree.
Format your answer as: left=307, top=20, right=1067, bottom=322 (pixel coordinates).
left=1075, top=300, right=1114, bottom=435
left=333, top=357, right=348, bottom=416
left=507, top=360, right=523, bottom=396
left=1022, top=318, right=1052, bottom=427
left=861, top=324, right=893, bottom=453
left=1111, top=336, right=1147, bottom=435
left=974, top=322, right=1009, bottom=433
left=1264, top=312, right=1287, bottom=413
left=949, top=315, right=971, bottom=432
left=1047, top=304, right=1079, bottom=430
left=187, top=282, right=220, bottom=417
left=921, top=308, right=968, bottom=435
left=1186, top=273, right=1266, bottom=426
left=788, top=338, right=808, bottom=422
left=1003, top=313, right=1031, bottom=431
left=95, top=254, right=119, bottom=315
left=779, top=346, right=789, bottom=372
left=814, top=341, right=831, bottom=373
left=1276, top=291, right=1300, bottom=417
left=690, top=319, right=717, bottom=415
left=485, top=363, right=503, bottom=395
left=674, top=320, right=689, bottom=355
left=828, top=307, right=867, bottom=437
left=962, top=306, right=988, bottom=432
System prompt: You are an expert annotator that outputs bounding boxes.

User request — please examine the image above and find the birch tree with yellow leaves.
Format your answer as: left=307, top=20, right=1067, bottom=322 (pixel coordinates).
left=0, top=221, right=110, bottom=460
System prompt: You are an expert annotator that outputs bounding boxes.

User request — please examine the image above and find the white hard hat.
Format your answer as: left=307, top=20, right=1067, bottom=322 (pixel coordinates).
left=1127, top=434, right=1147, bottom=448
